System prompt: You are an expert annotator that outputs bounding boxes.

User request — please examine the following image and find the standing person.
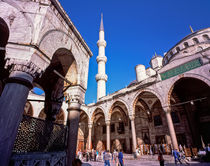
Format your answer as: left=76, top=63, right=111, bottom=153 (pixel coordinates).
left=118, top=149, right=124, bottom=166
left=173, top=149, right=182, bottom=164
left=96, top=150, right=99, bottom=161
left=158, top=150, right=164, bottom=166
left=104, top=150, right=111, bottom=166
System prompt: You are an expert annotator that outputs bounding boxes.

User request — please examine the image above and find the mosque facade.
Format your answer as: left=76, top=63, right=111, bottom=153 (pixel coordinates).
left=0, top=0, right=210, bottom=165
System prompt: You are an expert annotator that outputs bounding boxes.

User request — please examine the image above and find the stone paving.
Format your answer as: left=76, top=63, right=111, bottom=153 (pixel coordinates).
left=81, top=155, right=210, bottom=166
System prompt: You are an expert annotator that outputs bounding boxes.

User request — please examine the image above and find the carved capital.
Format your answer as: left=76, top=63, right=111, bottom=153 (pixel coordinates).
left=67, top=95, right=81, bottom=111
left=105, top=120, right=111, bottom=126
left=5, top=59, right=43, bottom=79
left=95, top=74, right=108, bottom=82
left=129, top=115, right=135, bottom=121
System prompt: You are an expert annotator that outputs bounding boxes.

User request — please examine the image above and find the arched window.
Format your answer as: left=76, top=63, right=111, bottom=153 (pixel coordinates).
left=176, top=47, right=180, bottom=53
left=184, top=42, right=189, bottom=48
left=193, top=38, right=199, bottom=44
left=203, top=34, right=210, bottom=41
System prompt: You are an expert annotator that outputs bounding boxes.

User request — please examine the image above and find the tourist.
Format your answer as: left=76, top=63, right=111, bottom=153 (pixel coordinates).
left=96, top=150, right=99, bottom=161
left=104, top=150, right=111, bottom=166
left=78, top=150, right=83, bottom=161
left=158, top=150, right=164, bottom=166
left=179, top=150, right=190, bottom=165
left=118, top=149, right=124, bottom=166
left=205, top=143, right=210, bottom=162
left=93, top=149, right=96, bottom=161
left=173, top=149, right=182, bottom=164
left=113, top=149, right=119, bottom=166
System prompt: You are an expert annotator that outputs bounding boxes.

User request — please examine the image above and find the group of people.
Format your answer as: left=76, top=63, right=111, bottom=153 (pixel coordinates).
left=76, top=149, right=124, bottom=166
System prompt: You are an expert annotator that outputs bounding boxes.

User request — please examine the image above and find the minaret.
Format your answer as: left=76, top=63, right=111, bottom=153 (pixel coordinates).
left=95, top=13, right=108, bottom=101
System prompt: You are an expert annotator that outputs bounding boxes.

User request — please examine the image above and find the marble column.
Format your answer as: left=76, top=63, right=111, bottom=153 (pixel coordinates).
left=66, top=95, right=81, bottom=166
left=88, top=123, right=93, bottom=150
left=130, top=117, right=137, bottom=152
left=106, top=120, right=111, bottom=151
left=0, top=60, right=41, bottom=166
left=165, top=109, right=178, bottom=150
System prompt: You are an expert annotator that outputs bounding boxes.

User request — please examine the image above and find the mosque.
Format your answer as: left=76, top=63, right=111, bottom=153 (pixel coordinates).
left=0, top=0, right=210, bottom=165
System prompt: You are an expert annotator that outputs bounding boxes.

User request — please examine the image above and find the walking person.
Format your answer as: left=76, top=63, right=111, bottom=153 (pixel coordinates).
left=173, top=149, right=182, bottom=165
left=158, top=150, right=164, bottom=166
left=118, top=149, right=124, bottom=166
left=113, top=149, right=119, bottom=166
left=104, top=150, right=111, bottom=166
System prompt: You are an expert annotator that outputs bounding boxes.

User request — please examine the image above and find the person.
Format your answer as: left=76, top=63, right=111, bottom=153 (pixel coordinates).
left=113, top=149, right=119, bottom=166
left=173, top=149, right=182, bottom=164
left=118, top=149, right=124, bottom=166
left=104, top=150, right=111, bottom=166
left=179, top=150, right=190, bottom=165
left=96, top=150, right=99, bottom=161
left=158, top=150, right=164, bottom=166
left=78, top=150, right=83, bottom=161
left=205, top=143, right=210, bottom=162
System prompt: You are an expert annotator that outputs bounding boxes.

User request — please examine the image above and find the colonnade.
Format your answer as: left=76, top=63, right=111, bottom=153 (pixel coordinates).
left=86, top=108, right=178, bottom=153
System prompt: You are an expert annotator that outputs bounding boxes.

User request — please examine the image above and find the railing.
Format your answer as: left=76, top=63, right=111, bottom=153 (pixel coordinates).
left=13, top=115, right=68, bottom=153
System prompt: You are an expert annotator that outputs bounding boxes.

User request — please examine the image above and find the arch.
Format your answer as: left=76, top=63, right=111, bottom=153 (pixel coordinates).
left=91, top=107, right=106, bottom=123
left=132, top=88, right=164, bottom=115
left=108, top=99, right=130, bottom=120
left=38, top=108, right=65, bottom=124
left=166, top=73, right=210, bottom=106
left=38, top=29, right=79, bottom=60
left=0, top=1, right=33, bottom=43
left=203, top=34, right=210, bottom=41
left=184, top=42, right=189, bottom=48
left=193, top=38, right=199, bottom=44
left=23, top=101, right=34, bottom=117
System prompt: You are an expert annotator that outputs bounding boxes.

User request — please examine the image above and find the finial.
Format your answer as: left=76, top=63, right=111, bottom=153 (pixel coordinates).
left=189, top=25, right=194, bottom=33
left=154, top=52, right=157, bottom=57
left=100, top=13, right=104, bottom=31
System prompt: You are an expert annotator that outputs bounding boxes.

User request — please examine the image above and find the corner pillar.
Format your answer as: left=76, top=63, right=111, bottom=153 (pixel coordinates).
left=66, top=95, right=81, bottom=166
left=0, top=60, right=42, bottom=165
left=165, top=108, right=179, bottom=150
left=106, top=120, right=111, bottom=151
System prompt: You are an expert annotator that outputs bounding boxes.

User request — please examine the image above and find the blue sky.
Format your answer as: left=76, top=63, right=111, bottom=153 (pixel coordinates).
left=57, top=0, right=210, bottom=104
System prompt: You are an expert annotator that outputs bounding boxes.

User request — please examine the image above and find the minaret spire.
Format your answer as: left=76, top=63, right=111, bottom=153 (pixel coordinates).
left=96, top=13, right=107, bottom=101
left=100, top=13, right=104, bottom=31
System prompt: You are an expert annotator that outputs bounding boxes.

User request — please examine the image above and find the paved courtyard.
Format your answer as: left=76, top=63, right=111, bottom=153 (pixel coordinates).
left=81, top=155, right=210, bottom=166
left=83, top=160, right=210, bottom=166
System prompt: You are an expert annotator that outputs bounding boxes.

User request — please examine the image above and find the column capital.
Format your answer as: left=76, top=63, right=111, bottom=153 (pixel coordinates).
left=129, top=115, right=135, bottom=121
left=163, top=108, right=171, bottom=114
left=67, top=95, right=81, bottom=111
left=5, top=58, right=43, bottom=79
left=105, top=120, right=111, bottom=126
left=88, top=123, right=93, bottom=129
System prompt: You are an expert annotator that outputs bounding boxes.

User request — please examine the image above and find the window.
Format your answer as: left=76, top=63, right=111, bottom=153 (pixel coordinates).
left=203, top=34, right=210, bottom=41
left=184, top=42, right=189, bottom=48
left=171, top=112, right=180, bottom=124
left=102, top=125, right=106, bottom=134
left=154, top=115, right=162, bottom=126
left=193, top=38, right=199, bottom=44
left=111, top=123, right=115, bottom=133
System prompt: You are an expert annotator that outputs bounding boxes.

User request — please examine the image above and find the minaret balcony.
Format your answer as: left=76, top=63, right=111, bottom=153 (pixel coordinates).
left=96, top=56, right=107, bottom=63
left=95, top=74, right=108, bottom=82
left=97, top=40, right=107, bottom=47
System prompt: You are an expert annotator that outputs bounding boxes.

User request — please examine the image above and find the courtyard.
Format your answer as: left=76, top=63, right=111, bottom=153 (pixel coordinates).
left=82, top=155, right=210, bottom=166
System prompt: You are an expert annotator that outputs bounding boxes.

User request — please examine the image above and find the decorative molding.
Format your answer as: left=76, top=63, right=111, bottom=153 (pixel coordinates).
left=96, top=56, right=107, bottom=63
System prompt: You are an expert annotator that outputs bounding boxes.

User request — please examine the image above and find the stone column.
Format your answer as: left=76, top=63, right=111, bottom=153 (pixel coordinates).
left=106, top=120, right=111, bottom=151
left=67, top=95, right=81, bottom=166
left=165, top=109, right=179, bottom=150
left=0, top=60, right=41, bottom=166
left=88, top=123, right=93, bottom=150
left=130, top=116, right=137, bottom=152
